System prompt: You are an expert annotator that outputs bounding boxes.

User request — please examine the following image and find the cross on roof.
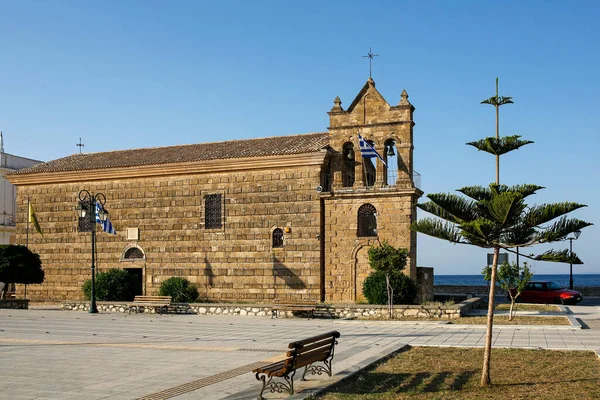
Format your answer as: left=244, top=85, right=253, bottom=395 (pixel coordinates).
left=362, top=47, right=379, bottom=79
left=76, top=137, right=84, bottom=154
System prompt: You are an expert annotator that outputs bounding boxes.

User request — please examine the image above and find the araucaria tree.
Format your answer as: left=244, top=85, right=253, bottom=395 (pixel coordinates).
left=411, top=79, right=592, bottom=386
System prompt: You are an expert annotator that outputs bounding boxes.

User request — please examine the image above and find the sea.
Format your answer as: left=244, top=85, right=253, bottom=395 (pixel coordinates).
left=435, top=274, right=600, bottom=287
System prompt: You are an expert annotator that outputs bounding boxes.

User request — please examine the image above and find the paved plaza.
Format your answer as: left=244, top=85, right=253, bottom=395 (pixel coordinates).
left=1, top=304, right=600, bottom=400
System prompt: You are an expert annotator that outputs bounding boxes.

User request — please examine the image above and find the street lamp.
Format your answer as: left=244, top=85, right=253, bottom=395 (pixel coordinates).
left=76, top=190, right=108, bottom=314
left=567, top=230, right=582, bottom=290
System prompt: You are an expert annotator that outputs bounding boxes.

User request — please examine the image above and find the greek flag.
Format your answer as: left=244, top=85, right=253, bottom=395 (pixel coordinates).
left=95, top=201, right=103, bottom=224
left=95, top=201, right=117, bottom=235
left=102, top=218, right=117, bottom=235
left=358, top=134, right=386, bottom=166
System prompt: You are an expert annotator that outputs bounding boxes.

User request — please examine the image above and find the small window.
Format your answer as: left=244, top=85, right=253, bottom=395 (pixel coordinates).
left=272, top=228, right=284, bottom=248
left=205, top=194, right=222, bottom=229
left=124, top=247, right=144, bottom=260
left=357, top=204, right=377, bottom=237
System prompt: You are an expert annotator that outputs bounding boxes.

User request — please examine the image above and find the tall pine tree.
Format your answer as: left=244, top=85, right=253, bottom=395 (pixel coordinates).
left=412, top=79, right=592, bottom=386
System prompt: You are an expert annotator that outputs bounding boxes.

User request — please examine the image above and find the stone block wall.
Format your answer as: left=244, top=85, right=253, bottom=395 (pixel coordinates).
left=323, top=193, right=417, bottom=302
left=16, top=165, right=322, bottom=302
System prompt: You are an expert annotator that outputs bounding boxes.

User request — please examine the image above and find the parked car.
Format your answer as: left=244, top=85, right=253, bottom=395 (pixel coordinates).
left=508, top=281, right=583, bottom=305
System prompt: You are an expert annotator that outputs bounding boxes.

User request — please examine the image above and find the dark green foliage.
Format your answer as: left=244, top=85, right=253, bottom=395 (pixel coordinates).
left=0, top=245, right=44, bottom=298
left=362, top=270, right=417, bottom=305
left=82, top=268, right=136, bottom=301
left=367, top=241, right=408, bottom=274
left=158, top=277, right=199, bottom=303
left=466, top=135, right=533, bottom=155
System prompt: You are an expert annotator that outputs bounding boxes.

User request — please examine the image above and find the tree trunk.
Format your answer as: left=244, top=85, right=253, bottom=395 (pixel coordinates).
left=386, top=273, right=392, bottom=319
left=509, top=297, right=515, bottom=321
left=481, top=247, right=499, bottom=386
left=0, top=283, right=7, bottom=300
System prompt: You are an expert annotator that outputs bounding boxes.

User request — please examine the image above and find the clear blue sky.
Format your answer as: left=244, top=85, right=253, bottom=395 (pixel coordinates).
left=1, top=1, right=598, bottom=275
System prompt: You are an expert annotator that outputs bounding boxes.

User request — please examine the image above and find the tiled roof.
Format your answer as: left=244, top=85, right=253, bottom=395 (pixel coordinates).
left=10, top=132, right=329, bottom=175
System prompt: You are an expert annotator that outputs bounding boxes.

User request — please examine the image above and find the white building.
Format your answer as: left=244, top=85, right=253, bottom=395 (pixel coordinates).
left=0, top=133, right=43, bottom=244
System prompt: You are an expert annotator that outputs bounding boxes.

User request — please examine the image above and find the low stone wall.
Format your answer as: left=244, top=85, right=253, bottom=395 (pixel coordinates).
left=0, top=299, right=29, bottom=309
left=61, top=299, right=481, bottom=319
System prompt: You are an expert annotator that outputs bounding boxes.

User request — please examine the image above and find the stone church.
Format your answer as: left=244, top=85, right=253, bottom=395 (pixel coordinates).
left=8, top=78, right=430, bottom=303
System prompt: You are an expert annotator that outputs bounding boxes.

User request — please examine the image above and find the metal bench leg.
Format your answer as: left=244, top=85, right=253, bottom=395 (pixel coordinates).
left=255, top=372, right=295, bottom=399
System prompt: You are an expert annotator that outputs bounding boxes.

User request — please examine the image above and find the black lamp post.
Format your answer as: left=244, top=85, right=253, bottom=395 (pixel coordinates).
left=567, top=230, right=582, bottom=290
left=76, top=190, right=108, bottom=314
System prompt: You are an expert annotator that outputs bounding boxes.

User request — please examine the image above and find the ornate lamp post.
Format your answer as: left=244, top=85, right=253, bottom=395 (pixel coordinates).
left=76, top=190, right=108, bottom=314
left=567, top=230, right=581, bottom=290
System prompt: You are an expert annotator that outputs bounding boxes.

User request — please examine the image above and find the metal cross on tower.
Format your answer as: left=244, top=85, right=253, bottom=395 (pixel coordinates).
left=362, top=47, right=379, bottom=79
left=77, top=137, right=85, bottom=154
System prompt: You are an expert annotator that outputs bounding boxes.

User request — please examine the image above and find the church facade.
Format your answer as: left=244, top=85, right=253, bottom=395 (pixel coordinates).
left=7, top=79, right=428, bottom=303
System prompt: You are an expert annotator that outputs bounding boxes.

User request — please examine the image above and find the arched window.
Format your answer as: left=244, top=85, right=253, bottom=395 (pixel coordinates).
left=122, top=247, right=145, bottom=260
left=272, top=228, right=284, bottom=248
left=384, top=139, right=398, bottom=186
left=357, top=204, right=378, bottom=237
left=342, top=142, right=355, bottom=187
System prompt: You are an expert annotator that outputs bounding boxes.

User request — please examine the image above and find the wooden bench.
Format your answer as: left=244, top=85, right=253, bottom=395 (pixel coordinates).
left=128, top=296, right=172, bottom=314
left=271, top=298, right=318, bottom=319
left=253, top=331, right=340, bottom=399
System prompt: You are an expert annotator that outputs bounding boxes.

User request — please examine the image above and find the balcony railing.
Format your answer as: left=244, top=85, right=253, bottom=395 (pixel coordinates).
left=319, top=170, right=421, bottom=192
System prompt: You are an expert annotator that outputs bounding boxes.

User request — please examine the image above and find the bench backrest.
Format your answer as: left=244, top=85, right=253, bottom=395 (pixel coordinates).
left=133, top=296, right=172, bottom=303
left=280, top=331, right=340, bottom=374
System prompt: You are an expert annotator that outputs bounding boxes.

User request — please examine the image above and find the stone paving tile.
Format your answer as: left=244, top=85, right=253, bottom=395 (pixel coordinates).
left=1, top=309, right=600, bottom=400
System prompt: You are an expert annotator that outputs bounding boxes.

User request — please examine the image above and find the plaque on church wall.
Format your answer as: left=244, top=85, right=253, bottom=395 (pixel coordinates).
left=126, top=228, right=139, bottom=241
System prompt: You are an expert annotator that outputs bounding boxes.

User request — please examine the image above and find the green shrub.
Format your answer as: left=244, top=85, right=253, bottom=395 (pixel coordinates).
left=82, top=268, right=136, bottom=301
left=362, top=270, right=417, bottom=305
left=158, top=277, right=199, bottom=303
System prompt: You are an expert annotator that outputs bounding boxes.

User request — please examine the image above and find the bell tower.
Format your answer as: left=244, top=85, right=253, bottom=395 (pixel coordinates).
left=321, top=78, right=424, bottom=302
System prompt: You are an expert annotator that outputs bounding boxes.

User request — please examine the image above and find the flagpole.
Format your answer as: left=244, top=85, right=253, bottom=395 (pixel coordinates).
left=362, top=156, right=368, bottom=187
left=26, top=197, right=30, bottom=247
left=25, top=197, right=31, bottom=300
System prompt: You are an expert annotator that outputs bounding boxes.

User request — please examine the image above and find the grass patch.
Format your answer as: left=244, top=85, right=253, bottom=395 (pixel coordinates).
left=475, top=303, right=561, bottom=312
left=495, top=303, right=560, bottom=312
left=453, top=316, right=570, bottom=325
left=315, top=347, right=600, bottom=400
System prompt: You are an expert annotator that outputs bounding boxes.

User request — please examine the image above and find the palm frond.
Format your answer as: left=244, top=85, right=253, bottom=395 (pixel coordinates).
left=466, top=135, right=534, bottom=156
left=411, top=218, right=462, bottom=243
left=535, top=217, right=593, bottom=243
left=533, top=249, right=583, bottom=264
left=417, top=202, right=462, bottom=223
left=525, top=203, right=588, bottom=227
left=427, top=193, right=478, bottom=222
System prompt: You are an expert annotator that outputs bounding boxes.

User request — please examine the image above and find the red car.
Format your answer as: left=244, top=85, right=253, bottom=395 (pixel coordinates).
left=509, top=281, right=583, bottom=305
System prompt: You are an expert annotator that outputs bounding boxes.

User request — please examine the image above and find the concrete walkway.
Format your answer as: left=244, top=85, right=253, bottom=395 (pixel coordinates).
left=1, top=306, right=599, bottom=400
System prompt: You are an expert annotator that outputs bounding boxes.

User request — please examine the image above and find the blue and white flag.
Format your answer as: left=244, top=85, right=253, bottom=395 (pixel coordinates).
left=102, top=218, right=117, bottom=235
left=95, top=201, right=103, bottom=224
left=358, top=134, right=386, bottom=166
left=95, top=201, right=116, bottom=235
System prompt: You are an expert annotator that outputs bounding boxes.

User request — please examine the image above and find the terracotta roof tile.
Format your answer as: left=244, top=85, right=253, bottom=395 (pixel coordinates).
left=10, top=132, right=329, bottom=175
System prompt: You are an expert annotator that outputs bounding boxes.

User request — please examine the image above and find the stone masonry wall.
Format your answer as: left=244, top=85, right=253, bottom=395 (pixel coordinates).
left=323, top=193, right=416, bottom=302
left=16, top=165, right=322, bottom=302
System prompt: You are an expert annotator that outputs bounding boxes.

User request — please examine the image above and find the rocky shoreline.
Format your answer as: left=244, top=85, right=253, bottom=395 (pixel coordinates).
left=434, top=285, right=600, bottom=297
